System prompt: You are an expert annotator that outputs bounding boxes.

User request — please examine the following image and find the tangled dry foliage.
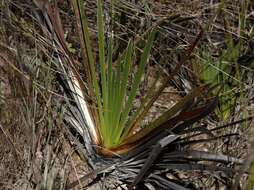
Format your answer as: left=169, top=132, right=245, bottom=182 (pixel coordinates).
left=0, top=0, right=254, bottom=189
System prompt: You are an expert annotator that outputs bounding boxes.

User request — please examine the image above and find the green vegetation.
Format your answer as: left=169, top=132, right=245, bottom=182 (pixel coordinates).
left=80, top=0, right=156, bottom=148
left=70, top=0, right=219, bottom=153
left=1, top=0, right=254, bottom=189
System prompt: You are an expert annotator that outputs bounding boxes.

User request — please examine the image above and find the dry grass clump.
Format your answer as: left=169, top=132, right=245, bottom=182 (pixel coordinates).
left=0, top=6, right=92, bottom=188
left=0, top=37, right=94, bottom=190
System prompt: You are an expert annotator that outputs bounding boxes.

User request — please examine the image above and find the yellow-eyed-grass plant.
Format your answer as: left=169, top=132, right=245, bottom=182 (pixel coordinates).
left=34, top=0, right=244, bottom=189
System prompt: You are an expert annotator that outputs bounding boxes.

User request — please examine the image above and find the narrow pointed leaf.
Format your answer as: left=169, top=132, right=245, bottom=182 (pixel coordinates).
left=97, top=0, right=107, bottom=116
left=129, top=135, right=178, bottom=189
left=121, top=85, right=209, bottom=144
left=118, top=31, right=156, bottom=137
